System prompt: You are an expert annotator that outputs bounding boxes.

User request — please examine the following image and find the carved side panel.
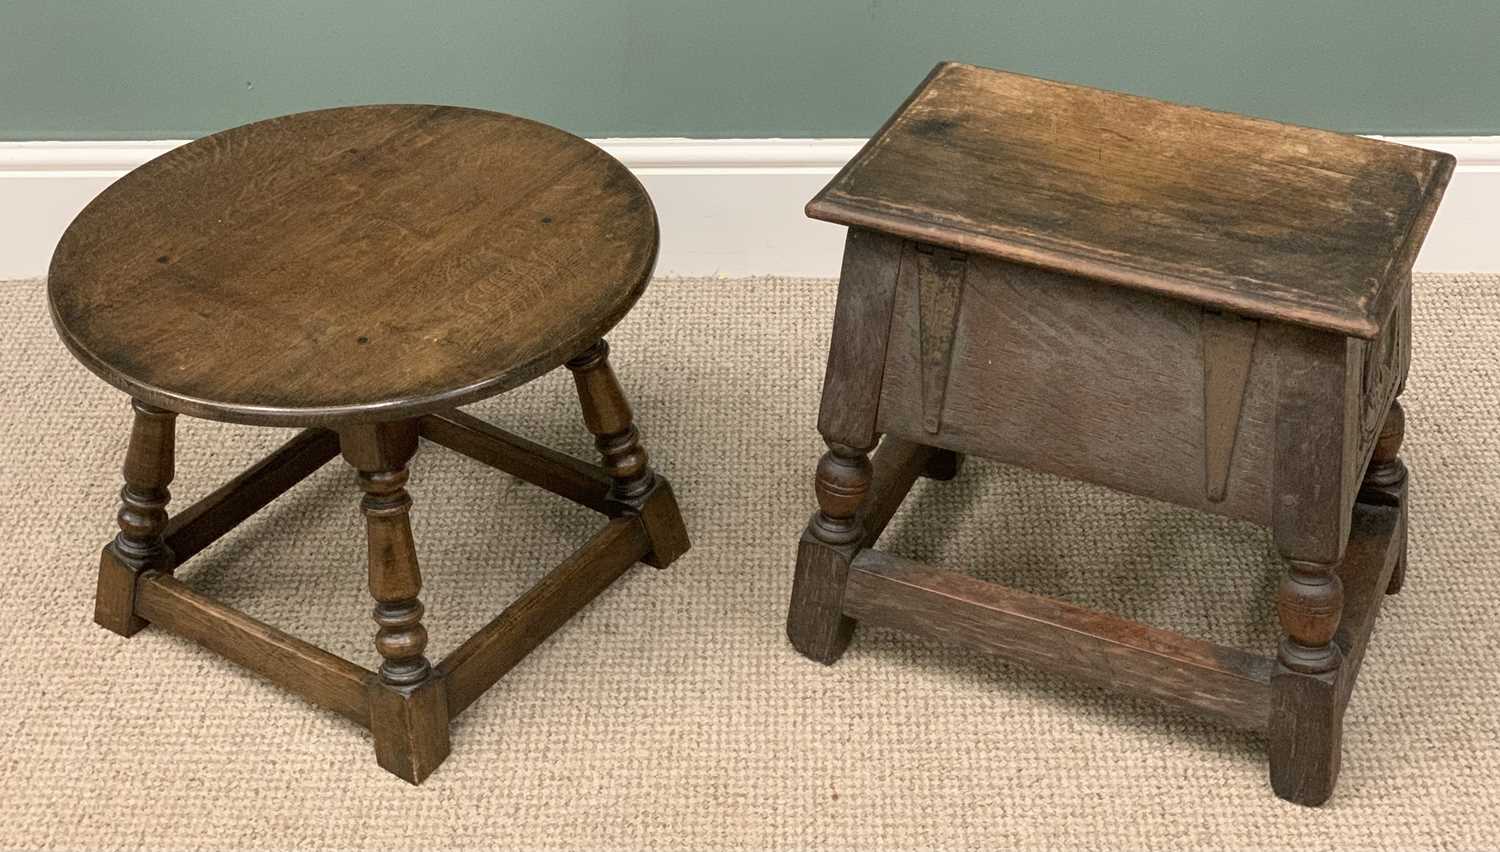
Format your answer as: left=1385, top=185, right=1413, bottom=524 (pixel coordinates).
left=1358, top=287, right=1409, bottom=462
left=1201, top=311, right=1260, bottom=503
left=877, top=255, right=1278, bottom=525
left=915, top=244, right=967, bottom=433
left=1345, top=283, right=1411, bottom=516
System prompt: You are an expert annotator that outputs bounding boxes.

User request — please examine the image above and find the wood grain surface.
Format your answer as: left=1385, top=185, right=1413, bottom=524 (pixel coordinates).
left=808, top=62, right=1453, bottom=338
left=876, top=255, right=1279, bottom=524
left=48, top=105, right=659, bottom=425
left=843, top=549, right=1275, bottom=732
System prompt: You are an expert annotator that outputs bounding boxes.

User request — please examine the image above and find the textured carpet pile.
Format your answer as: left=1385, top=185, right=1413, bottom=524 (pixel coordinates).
left=0, top=275, right=1496, bottom=849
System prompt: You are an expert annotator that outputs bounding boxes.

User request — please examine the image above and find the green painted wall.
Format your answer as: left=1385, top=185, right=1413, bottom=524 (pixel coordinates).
left=3, top=1, right=1497, bottom=140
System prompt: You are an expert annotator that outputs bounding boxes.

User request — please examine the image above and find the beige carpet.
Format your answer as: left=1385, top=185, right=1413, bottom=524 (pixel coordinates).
left=1, top=274, right=1497, bottom=850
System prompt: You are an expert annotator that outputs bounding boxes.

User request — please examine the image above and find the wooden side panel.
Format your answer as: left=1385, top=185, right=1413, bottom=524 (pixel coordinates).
left=1201, top=312, right=1259, bottom=503
left=1345, top=284, right=1411, bottom=510
left=914, top=245, right=967, bottom=433
left=878, top=254, right=1277, bottom=524
left=817, top=228, right=906, bottom=448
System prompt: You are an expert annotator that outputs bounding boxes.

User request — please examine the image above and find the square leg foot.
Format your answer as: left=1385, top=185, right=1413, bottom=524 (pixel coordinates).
left=368, top=674, right=452, bottom=785
left=1386, top=511, right=1408, bottom=595
left=787, top=530, right=857, bottom=664
left=637, top=477, right=690, bottom=569
left=1386, top=550, right=1406, bottom=595
left=94, top=545, right=150, bottom=637
left=921, top=448, right=965, bottom=481
left=1269, top=664, right=1345, bottom=806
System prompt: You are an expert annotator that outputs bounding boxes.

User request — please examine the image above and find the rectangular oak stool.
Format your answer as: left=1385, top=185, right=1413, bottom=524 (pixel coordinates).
left=787, top=62, right=1452, bottom=805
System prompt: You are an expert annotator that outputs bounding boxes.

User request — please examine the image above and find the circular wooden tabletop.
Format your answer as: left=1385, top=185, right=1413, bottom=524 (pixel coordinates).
left=48, top=105, right=658, bottom=426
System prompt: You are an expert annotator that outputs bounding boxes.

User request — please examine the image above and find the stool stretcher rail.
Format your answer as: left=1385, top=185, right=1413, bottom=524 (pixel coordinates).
left=842, top=550, right=1275, bottom=731
left=112, top=410, right=678, bottom=779
left=164, top=428, right=340, bottom=563
left=861, top=437, right=941, bottom=546
left=439, top=515, right=652, bottom=718
left=838, top=461, right=1404, bottom=733
left=135, top=572, right=375, bottom=726
left=418, top=410, right=614, bottom=515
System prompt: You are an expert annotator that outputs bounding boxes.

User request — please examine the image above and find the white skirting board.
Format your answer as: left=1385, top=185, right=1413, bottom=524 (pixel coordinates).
left=1, top=136, right=1495, bottom=279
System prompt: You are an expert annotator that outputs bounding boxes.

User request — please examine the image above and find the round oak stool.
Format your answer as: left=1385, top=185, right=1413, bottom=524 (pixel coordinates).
left=48, top=105, right=690, bottom=784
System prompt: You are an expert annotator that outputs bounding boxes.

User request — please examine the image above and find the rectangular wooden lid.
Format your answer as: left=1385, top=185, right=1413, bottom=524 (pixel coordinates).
left=807, top=62, right=1454, bottom=337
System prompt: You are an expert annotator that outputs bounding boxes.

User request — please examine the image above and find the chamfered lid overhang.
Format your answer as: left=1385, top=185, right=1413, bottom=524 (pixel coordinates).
left=808, top=62, right=1455, bottom=339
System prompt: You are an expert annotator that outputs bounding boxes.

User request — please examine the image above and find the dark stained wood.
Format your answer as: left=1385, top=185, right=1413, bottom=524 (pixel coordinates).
left=95, top=400, right=177, bottom=636
left=919, top=448, right=964, bottom=482
left=135, top=572, right=372, bottom=727
left=1359, top=400, right=1408, bottom=594
left=1271, top=323, right=1356, bottom=565
left=632, top=478, right=692, bottom=569
left=367, top=674, right=450, bottom=785
left=48, top=105, right=659, bottom=426
left=787, top=435, right=941, bottom=664
left=914, top=245, right=966, bottom=433
left=795, top=63, right=1444, bottom=805
left=567, top=339, right=655, bottom=500
left=1353, top=287, right=1411, bottom=508
left=808, top=61, right=1454, bottom=338
left=1269, top=663, right=1342, bottom=806
left=1265, top=326, right=1367, bottom=807
left=94, top=548, right=148, bottom=638
left=61, top=106, right=686, bottom=786
left=1270, top=556, right=1346, bottom=805
left=418, top=410, right=613, bottom=514
left=786, top=438, right=876, bottom=664
left=95, top=405, right=682, bottom=785
left=345, top=420, right=453, bottom=786
left=817, top=228, right=906, bottom=448
left=1200, top=311, right=1259, bottom=503
left=787, top=532, right=859, bottom=665
left=844, top=550, right=1275, bottom=732
left=164, top=428, right=340, bottom=563
left=1275, top=558, right=1345, bottom=674
left=341, top=421, right=432, bottom=689
left=563, top=337, right=689, bottom=567
left=861, top=436, right=940, bottom=546
left=1335, top=502, right=1404, bottom=701
left=440, top=516, right=650, bottom=718
left=1266, top=497, right=1403, bottom=806
left=878, top=256, right=1279, bottom=523
left=810, top=443, right=872, bottom=546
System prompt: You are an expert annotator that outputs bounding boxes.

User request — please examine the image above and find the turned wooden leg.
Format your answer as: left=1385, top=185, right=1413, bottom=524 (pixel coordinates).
left=340, top=421, right=450, bottom=784
left=96, top=400, right=177, bottom=636
left=1360, top=401, right=1408, bottom=595
left=567, top=339, right=689, bottom=568
left=787, top=440, right=873, bottom=664
left=1269, top=555, right=1346, bottom=806
left=566, top=339, right=654, bottom=499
